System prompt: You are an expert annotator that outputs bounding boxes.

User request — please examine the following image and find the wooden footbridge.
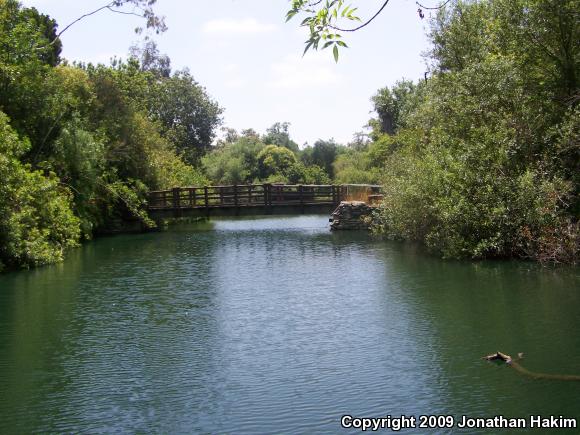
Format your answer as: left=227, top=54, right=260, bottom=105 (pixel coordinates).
left=147, top=184, right=381, bottom=218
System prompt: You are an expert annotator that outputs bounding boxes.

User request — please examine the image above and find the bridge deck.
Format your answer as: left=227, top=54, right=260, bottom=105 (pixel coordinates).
left=147, top=184, right=381, bottom=216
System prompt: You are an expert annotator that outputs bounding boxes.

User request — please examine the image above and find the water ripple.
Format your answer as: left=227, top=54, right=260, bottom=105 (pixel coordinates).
left=0, top=216, right=579, bottom=433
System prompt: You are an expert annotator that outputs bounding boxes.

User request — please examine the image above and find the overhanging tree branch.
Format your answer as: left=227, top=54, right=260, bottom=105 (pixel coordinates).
left=50, top=0, right=166, bottom=45
left=287, top=0, right=454, bottom=61
left=416, top=0, right=452, bottom=11
left=106, top=6, right=143, bottom=18
left=55, top=3, right=115, bottom=41
left=330, top=0, right=391, bottom=32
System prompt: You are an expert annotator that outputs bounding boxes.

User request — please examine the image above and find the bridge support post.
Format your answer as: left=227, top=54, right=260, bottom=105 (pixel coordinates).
left=204, top=186, right=209, bottom=217
left=172, top=187, right=182, bottom=218
left=234, top=184, right=239, bottom=215
left=264, top=183, right=272, bottom=214
left=172, top=188, right=180, bottom=209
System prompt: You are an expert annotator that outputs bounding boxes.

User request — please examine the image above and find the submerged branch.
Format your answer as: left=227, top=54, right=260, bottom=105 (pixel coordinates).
left=483, top=352, right=580, bottom=381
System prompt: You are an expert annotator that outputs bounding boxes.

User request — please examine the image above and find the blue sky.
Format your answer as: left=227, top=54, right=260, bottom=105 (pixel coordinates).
left=21, top=0, right=433, bottom=146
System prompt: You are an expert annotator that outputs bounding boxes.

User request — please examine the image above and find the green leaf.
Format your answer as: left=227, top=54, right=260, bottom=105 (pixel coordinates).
left=333, top=45, right=339, bottom=62
left=286, top=11, right=298, bottom=22
left=313, top=36, right=321, bottom=49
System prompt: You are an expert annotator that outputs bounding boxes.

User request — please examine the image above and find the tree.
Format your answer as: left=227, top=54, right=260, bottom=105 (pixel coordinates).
left=348, top=131, right=370, bottom=151
left=427, top=0, right=489, bottom=72
left=202, top=136, right=265, bottom=184
left=95, top=58, right=224, bottom=165
left=149, top=69, right=223, bottom=164
left=490, top=0, right=579, bottom=99
left=287, top=162, right=331, bottom=184
left=0, top=0, right=62, bottom=147
left=257, top=144, right=298, bottom=179
left=129, top=40, right=171, bottom=77
left=428, top=0, right=579, bottom=99
left=20, top=5, right=62, bottom=66
left=217, top=127, right=239, bottom=146
left=304, top=139, right=338, bottom=178
left=371, top=80, right=418, bottom=135
left=263, top=122, right=300, bottom=154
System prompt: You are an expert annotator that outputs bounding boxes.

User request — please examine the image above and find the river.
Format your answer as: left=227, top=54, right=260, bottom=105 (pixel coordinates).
left=0, top=215, right=578, bottom=434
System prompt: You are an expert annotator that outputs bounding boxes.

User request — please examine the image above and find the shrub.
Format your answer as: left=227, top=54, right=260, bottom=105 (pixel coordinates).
left=0, top=112, right=80, bottom=269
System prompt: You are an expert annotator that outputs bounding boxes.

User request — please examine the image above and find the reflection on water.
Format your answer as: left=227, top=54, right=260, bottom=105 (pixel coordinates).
left=0, top=215, right=578, bottom=434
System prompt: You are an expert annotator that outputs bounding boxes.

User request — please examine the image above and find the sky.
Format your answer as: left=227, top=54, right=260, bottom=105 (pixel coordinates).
left=20, top=0, right=434, bottom=147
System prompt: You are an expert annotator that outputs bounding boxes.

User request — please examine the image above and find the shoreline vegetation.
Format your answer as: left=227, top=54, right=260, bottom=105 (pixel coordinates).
left=0, top=0, right=578, bottom=273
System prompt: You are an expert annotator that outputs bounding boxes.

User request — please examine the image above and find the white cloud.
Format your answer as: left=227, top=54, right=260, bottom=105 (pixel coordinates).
left=202, top=18, right=276, bottom=36
left=266, top=53, right=343, bottom=90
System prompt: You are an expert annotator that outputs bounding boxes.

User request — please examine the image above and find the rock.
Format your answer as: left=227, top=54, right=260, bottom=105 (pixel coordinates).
left=330, top=201, right=375, bottom=231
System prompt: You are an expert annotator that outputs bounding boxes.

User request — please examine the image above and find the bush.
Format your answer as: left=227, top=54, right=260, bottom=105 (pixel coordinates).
left=373, top=148, right=577, bottom=260
left=0, top=112, right=80, bottom=269
left=366, top=10, right=580, bottom=265
left=333, top=150, right=381, bottom=184
left=287, top=163, right=331, bottom=184
left=202, top=136, right=265, bottom=184
left=257, top=144, right=297, bottom=179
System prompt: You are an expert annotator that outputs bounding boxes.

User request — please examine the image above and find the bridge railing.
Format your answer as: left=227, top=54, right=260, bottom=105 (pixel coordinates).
left=147, top=184, right=345, bottom=210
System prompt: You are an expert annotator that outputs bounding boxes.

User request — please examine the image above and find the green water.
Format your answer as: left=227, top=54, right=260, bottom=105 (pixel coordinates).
left=0, top=215, right=579, bottom=434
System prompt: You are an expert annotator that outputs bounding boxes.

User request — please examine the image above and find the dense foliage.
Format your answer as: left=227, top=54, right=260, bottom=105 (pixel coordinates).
left=0, top=0, right=219, bottom=270
left=0, top=112, right=80, bottom=271
left=365, top=0, right=579, bottom=263
left=202, top=127, right=332, bottom=185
